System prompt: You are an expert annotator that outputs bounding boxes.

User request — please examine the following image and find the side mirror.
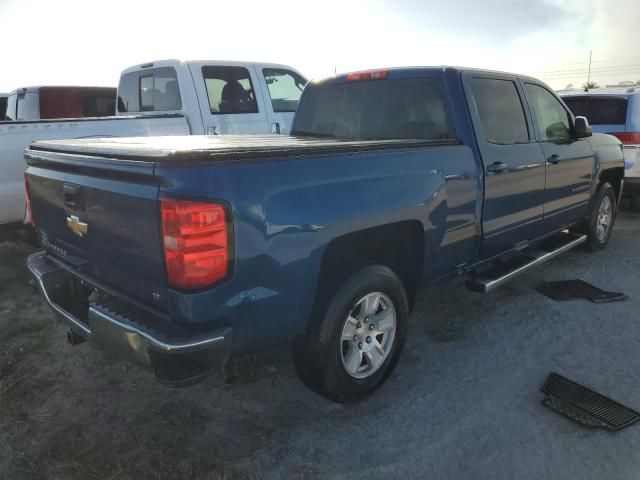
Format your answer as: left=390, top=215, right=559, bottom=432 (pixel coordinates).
left=574, top=116, right=592, bottom=138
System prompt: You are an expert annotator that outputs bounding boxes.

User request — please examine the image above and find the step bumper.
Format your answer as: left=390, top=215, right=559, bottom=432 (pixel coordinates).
left=27, top=251, right=232, bottom=386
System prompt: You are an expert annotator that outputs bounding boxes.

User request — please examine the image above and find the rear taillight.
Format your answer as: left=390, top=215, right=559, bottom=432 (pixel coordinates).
left=24, top=173, right=35, bottom=227
left=160, top=198, right=230, bottom=290
left=609, top=132, right=640, bottom=145
left=346, top=69, right=388, bottom=81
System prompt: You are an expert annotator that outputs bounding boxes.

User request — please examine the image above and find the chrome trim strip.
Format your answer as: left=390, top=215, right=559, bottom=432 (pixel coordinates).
left=89, top=306, right=226, bottom=352
left=28, top=252, right=227, bottom=353
left=470, top=234, right=587, bottom=293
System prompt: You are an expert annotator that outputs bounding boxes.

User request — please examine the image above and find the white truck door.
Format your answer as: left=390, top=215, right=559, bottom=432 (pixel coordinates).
left=257, top=66, right=307, bottom=134
left=190, top=63, right=270, bottom=135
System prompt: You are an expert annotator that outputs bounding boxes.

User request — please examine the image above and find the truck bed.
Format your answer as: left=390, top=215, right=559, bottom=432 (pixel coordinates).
left=29, top=135, right=458, bottom=163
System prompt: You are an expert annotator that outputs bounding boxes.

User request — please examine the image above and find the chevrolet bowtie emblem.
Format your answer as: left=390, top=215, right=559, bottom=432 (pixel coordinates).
left=66, top=215, right=88, bottom=237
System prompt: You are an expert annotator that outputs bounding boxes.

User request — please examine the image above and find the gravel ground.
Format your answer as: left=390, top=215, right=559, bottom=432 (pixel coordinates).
left=2, top=210, right=640, bottom=480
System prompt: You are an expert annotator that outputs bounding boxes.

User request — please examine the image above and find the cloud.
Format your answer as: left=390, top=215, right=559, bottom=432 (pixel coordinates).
left=383, top=0, right=571, bottom=40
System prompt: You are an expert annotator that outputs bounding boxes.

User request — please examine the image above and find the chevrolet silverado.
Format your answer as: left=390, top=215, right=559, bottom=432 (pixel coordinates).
left=25, top=67, right=624, bottom=402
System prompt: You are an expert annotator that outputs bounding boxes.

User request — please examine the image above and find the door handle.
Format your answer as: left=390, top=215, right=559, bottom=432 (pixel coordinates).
left=486, top=162, right=508, bottom=173
left=547, top=154, right=562, bottom=164
left=271, top=122, right=281, bottom=134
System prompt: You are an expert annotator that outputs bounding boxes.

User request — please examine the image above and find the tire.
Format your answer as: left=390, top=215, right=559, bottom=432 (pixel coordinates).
left=293, top=265, right=409, bottom=403
left=584, top=182, right=617, bottom=252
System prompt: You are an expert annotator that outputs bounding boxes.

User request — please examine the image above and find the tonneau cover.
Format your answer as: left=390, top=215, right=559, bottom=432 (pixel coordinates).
left=29, top=135, right=455, bottom=163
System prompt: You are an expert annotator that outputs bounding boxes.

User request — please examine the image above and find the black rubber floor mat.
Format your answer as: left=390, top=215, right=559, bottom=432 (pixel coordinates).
left=536, top=279, right=627, bottom=303
left=541, top=373, right=640, bottom=430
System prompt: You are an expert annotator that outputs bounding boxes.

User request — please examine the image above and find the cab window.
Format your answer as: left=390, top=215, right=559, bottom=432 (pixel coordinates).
left=525, top=84, right=572, bottom=141
left=202, top=66, right=258, bottom=114
left=262, top=68, right=307, bottom=112
left=470, top=78, right=530, bottom=145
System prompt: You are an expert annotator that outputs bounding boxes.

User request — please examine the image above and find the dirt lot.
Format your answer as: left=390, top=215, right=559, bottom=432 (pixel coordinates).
left=2, top=210, right=640, bottom=480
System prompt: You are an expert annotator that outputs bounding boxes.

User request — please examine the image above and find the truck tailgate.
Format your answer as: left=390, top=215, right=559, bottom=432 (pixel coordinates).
left=26, top=150, right=168, bottom=309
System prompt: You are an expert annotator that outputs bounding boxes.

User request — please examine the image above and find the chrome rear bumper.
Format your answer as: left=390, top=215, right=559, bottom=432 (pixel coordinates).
left=27, top=251, right=231, bottom=386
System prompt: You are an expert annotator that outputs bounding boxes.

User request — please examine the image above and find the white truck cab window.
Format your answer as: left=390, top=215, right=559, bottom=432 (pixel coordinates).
left=202, top=66, right=258, bottom=114
left=262, top=68, right=307, bottom=112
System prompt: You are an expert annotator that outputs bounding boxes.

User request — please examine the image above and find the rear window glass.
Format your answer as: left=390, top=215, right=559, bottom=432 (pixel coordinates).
left=562, top=96, right=628, bottom=125
left=292, top=78, right=453, bottom=140
left=118, top=67, right=182, bottom=113
left=81, top=90, right=116, bottom=117
left=202, top=66, right=258, bottom=114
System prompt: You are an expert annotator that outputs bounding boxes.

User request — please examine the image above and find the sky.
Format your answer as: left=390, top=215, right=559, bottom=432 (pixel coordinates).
left=1, top=0, right=640, bottom=92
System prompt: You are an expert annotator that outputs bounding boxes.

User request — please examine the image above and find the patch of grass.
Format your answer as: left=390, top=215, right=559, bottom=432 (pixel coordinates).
left=0, top=318, right=54, bottom=414
left=7, top=420, right=241, bottom=480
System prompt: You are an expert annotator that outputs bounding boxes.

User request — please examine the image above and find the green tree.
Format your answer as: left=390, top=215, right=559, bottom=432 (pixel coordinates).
left=582, top=81, right=600, bottom=91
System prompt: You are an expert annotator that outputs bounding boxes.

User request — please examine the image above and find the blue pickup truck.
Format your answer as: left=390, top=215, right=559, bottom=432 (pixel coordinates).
left=25, top=67, right=624, bottom=402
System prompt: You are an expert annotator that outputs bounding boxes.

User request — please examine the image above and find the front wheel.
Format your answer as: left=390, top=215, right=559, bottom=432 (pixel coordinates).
left=293, top=265, right=409, bottom=403
left=584, top=182, right=617, bottom=252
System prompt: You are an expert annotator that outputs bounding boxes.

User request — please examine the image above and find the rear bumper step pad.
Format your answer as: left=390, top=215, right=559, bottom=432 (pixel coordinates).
left=536, top=279, right=627, bottom=303
left=541, top=373, right=640, bottom=430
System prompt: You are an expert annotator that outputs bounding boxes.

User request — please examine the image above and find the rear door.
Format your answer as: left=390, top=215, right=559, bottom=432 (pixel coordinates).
left=523, top=83, right=594, bottom=229
left=464, top=73, right=547, bottom=259
left=191, top=64, right=270, bottom=135
left=257, top=66, right=307, bottom=134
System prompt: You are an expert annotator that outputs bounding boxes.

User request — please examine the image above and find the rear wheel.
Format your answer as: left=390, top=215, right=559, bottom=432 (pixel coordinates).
left=293, top=265, right=408, bottom=403
left=584, top=182, right=616, bottom=251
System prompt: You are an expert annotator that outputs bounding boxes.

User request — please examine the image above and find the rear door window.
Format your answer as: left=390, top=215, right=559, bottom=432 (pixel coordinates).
left=525, top=84, right=572, bottom=142
left=262, top=68, right=307, bottom=112
left=293, top=77, right=453, bottom=140
left=202, top=66, right=259, bottom=114
left=469, top=78, right=530, bottom=144
left=118, top=67, right=182, bottom=112
left=562, top=96, right=628, bottom=125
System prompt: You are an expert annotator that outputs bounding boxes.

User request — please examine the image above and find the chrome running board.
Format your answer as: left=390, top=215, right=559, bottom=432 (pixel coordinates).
left=466, top=233, right=587, bottom=293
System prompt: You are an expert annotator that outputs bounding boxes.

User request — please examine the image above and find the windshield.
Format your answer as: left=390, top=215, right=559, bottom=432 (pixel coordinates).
left=292, top=78, right=453, bottom=140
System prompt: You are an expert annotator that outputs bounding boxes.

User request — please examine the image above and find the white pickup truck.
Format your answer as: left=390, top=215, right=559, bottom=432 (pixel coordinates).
left=0, top=59, right=307, bottom=229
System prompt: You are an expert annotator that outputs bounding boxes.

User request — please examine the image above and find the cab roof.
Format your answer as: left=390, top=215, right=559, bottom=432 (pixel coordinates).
left=315, top=66, right=545, bottom=86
